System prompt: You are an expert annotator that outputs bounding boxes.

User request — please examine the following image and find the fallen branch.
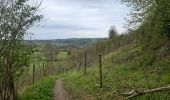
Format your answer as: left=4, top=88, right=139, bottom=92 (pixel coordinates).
left=123, top=85, right=170, bottom=99
left=122, top=90, right=136, bottom=96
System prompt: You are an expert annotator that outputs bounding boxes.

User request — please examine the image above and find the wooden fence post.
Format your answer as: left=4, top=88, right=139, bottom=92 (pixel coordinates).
left=78, top=62, right=81, bottom=71
left=39, top=64, right=41, bottom=79
left=32, top=64, right=35, bottom=84
left=98, top=54, right=103, bottom=88
left=43, top=63, right=45, bottom=77
left=52, top=62, right=54, bottom=74
left=84, top=50, right=87, bottom=75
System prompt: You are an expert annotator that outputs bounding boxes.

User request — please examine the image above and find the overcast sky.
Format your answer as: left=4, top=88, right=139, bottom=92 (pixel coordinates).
left=28, top=0, right=130, bottom=40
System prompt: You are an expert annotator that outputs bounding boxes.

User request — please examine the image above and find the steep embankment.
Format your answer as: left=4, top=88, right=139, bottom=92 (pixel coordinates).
left=63, top=43, right=170, bottom=100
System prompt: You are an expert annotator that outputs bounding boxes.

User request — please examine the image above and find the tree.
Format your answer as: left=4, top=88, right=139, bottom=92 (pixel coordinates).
left=0, top=0, right=43, bottom=99
left=121, top=0, right=170, bottom=37
left=121, top=0, right=170, bottom=59
left=120, top=0, right=170, bottom=92
left=109, top=25, right=118, bottom=39
left=43, top=42, right=56, bottom=61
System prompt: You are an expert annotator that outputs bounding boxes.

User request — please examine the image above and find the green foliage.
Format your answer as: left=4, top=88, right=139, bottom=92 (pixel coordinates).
left=141, top=51, right=155, bottom=66
left=17, top=1, right=170, bottom=100
left=11, top=42, right=33, bottom=79
left=163, top=16, right=170, bottom=37
left=121, top=0, right=170, bottom=49
left=18, top=76, right=56, bottom=100
left=0, top=0, right=43, bottom=99
left=57, top=52, right=69, bottom=61
left=19, top=40, right=170, bottom=99
left=64, top=44, right=170, bottom=99
left=136, top=92, right=170, bottom=100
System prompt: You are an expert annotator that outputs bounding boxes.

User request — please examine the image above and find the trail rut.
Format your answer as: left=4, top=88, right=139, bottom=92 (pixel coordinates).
left=52, top=79, right=72, bottom=100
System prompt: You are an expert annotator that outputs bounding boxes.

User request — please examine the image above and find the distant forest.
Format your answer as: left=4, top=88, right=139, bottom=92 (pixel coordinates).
left=26, top=38, right=106, bottom=48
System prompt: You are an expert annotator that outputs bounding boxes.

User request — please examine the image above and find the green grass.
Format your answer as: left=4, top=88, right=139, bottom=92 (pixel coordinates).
left=57, top=52, right=69, bottom=60
left=18, top=76, right=56, bottom=100
left=19, top=44, right=170, bottom=100
left=64, top=66, right=170, bottom=99
left=18, top=74, right=68, bottom=100
left=63, top=44, right=170, bottom=100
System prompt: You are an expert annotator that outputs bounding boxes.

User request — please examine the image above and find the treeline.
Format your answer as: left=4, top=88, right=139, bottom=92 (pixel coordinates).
left=26, top=38, right=105, bottom=49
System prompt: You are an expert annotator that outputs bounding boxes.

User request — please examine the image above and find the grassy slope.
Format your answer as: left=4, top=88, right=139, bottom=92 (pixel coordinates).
left=19, top=43, right=170, bottom=100
left=63, top=43, right=170, bottom=100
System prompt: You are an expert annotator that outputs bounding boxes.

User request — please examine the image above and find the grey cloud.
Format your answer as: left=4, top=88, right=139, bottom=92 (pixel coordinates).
left=29, top=0, right=130, bottom=39
left=44, top=24, right=99, bottom=31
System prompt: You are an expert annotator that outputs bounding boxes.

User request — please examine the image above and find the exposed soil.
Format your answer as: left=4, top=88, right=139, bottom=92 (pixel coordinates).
left=52, top=79, right=72, bottom=100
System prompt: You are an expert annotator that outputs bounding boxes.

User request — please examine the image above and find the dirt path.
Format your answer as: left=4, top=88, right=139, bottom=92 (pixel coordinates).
left=52, top=79, right=72, bottom=100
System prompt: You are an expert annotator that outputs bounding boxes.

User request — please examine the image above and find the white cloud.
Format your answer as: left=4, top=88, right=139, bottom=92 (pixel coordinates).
left=28, top=0, right=130, bottom=39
